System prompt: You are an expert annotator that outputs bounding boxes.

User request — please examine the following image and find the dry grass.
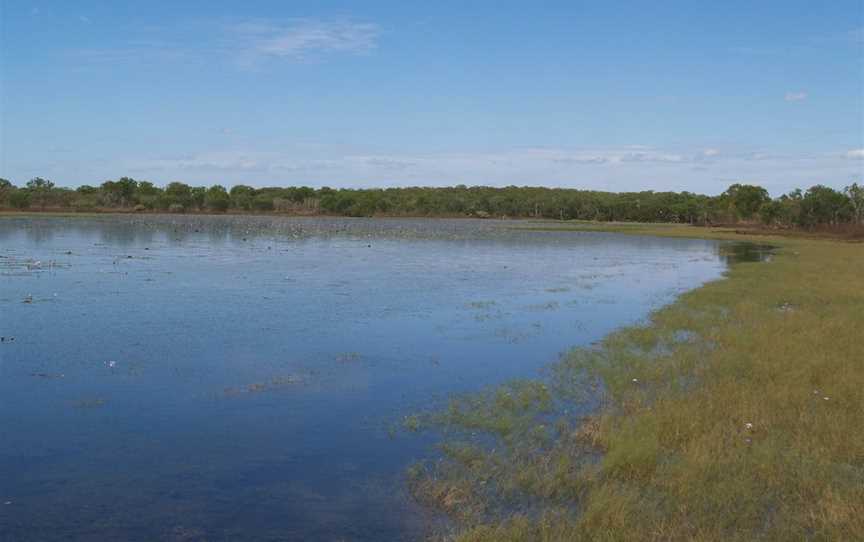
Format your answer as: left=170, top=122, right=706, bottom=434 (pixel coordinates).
left=410, top=224, right=864, bottom=541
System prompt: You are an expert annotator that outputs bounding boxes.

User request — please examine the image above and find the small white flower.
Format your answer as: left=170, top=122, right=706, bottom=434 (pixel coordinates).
left=823, top=396, right=830, bottom=401
left=632, top=378, right=639, bottom=383
left=744, top=422, right=753, bottom=430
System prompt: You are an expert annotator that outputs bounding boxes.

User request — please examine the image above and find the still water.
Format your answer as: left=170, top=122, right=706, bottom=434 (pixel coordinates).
left=1, top=216, right=745, bottom=541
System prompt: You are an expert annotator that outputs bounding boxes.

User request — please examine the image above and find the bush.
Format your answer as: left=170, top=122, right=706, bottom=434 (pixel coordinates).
left=252, top=194, right=274, bottom=211
left=9, top=190, right=31, bottom=209
left=72, top=198, right=97, bottom=212
left=205, top=186, right=230, bottom=212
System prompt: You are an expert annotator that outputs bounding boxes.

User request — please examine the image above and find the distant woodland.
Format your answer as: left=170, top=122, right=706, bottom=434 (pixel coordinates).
left=1, top=177, right=862, bottom=228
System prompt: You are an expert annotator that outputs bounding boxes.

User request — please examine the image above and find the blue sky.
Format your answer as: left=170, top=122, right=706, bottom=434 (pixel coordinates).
left=1, top=1, right=862, bottom=195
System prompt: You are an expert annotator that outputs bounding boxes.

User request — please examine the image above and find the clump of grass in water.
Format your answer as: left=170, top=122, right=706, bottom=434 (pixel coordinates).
left=545, top=287, right=571, bottom=293
left=335, top=352, right=361, bottom=363
left=405, top=228, right=864, bottom=541
left=527, top=301, right=559, bottom=311
left=222, top=375, right=300, bottom=396
left=72, top=398, right=107, bottom=409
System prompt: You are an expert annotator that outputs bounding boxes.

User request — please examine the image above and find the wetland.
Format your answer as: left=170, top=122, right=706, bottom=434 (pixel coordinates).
left=0, top=215, right=768, bottom=541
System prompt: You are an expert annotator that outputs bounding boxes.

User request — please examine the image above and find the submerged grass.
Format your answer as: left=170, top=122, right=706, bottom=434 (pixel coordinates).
left=409, top=224, right=864, bottom=541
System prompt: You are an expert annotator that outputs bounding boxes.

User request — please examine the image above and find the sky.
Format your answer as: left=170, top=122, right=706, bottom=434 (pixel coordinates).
left=1, top=1, right=862, bottom=195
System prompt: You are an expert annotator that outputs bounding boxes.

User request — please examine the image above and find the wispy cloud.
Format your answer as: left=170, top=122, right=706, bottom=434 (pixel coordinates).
left=69, top=18, right=380, bottom=68
left=526, top=147, right=688, bottom=166
left=54, top=144, right=861, bottom=195
left=357, top=156, right=417, bottom=170
left=235, top=20, right=380, bottom=60
left=785, top=91, right=808, bottom=102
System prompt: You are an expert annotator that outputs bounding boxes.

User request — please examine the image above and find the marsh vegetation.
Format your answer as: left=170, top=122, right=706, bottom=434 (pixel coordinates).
left=406, top=225, right=863, bottom=541
left=2, top=216, right=857, bottom=540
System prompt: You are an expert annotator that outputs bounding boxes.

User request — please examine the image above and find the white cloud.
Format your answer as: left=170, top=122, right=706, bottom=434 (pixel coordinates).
left=357, top=156, right=417, bottom=170
left=251, top=20, right=379, bottom=59
left=60, top=144, right=853, bottom=196
left=702, top=148, right=721, bottom=157
left=785, top=91, right=808, bottom=102
left=619, top=151, right=686, bottom=163
left=525, top=147, right=687, bottom=165
left=70, top=18, right=380, bottom=68
left=224, top=19, right=380, bottom=66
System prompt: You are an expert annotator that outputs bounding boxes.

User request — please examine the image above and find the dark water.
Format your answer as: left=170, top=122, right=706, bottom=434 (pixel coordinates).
left=0, top=216, right=753, bottom=541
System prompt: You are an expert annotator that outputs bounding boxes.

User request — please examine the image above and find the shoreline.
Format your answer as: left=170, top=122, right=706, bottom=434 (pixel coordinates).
left=407, top=224, right=863, bottom=541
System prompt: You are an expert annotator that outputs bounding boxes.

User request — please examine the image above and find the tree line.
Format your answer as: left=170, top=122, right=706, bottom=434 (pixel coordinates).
left=0, top=176, right=862, bottom=227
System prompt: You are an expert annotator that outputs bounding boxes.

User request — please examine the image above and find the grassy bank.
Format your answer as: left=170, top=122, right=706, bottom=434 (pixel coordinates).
left=408, top=224, right=863, bottom=541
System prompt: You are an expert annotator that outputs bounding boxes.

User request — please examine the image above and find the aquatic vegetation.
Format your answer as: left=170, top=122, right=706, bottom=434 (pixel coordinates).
left=335, top=352, right=362, bottom=363
left=472, top=311, right=506, bottom=322
left=31, top=372, right=65, bottom=379
left=72, top=398, right=107, bottom=409
left=493, top=327, right=537, bottom=344
left=222, top=375, right=301, bottom=397
left=402, top=414, right=422, bottom=432
left=527, top=301, right=559, bottom=311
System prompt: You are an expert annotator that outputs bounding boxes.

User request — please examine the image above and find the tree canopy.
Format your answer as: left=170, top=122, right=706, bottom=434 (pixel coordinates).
left=0, top=176, right=861, bottom=228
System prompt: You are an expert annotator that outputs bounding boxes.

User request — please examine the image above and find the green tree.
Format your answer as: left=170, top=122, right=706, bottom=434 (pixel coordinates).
left=229, top=185, right=256, bottom=210
left=164, top=182, right=192, bottom=210
left=722, top=183, right=770, bottom=220
left=800, top=185, right=851, bottom=226
left=26, top=177, right=56, bottom=210
left=135, top=181, right=162, bottom=209
left=844, top=182, right=864, bottom=225
left=101, top=177, right=138, bottom=207
left=191, top=187, right=207, bottom=210
left=205, top=185, right=230, bottom=212
left=9, top=189, right=31, bottom=209
left=136, top=181, right=160, bottom=197
left=252, top=193, right=274, bottom=211
left=0, top=178, right=12, bottom=206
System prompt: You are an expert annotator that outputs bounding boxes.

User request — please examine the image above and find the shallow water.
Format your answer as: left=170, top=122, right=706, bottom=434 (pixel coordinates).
left=0, top=216, right=751, bottom=541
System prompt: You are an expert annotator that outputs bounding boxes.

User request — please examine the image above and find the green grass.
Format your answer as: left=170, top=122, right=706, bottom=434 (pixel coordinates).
left=409, top=223, right=864, bottom=541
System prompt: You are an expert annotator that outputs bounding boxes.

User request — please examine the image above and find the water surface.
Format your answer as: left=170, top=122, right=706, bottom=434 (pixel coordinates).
left=1, top=216, right=741, bottom=541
